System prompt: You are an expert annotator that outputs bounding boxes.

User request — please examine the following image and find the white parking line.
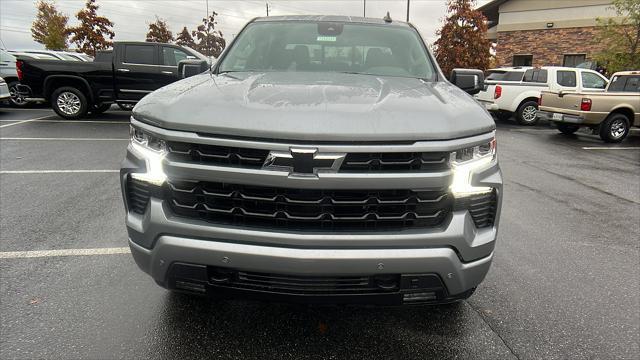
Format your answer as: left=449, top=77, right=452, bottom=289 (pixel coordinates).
left=0, top=247, right=130, bottom=259
left=582, top=147, right=640, bottom=150
left=1, top=170, right=119, bottom=174
left=0, top=137, right=128, bottom=141
left=0, top=115, right=56, bottom=128
left=0, top=119, right=128, bottom=123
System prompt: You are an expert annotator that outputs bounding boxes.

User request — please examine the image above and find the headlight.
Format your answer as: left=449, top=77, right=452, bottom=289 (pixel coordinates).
left=449, top=138, right=496, bottom=197
left=129, top=126, right=167, bottom=186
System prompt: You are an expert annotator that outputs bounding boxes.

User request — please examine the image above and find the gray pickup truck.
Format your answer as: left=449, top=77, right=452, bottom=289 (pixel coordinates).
left=121, top=16, right=502, bottom=305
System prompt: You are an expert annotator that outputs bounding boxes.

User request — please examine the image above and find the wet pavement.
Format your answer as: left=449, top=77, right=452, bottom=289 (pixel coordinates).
left=1, top=107, right=638, bottom=359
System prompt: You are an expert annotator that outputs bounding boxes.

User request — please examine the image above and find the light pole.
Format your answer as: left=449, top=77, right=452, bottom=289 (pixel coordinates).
left=406, top=0, right=410, bottom=22
left=363, top=0, right=366, bottom=17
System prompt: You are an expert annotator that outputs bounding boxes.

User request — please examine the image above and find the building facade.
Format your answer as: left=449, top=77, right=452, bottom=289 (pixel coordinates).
left=479, top=0, right=621, bottom=68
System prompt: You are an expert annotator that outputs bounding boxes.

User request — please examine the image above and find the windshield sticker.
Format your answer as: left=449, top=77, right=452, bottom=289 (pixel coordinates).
left=317, top=36, right=337, bottom=42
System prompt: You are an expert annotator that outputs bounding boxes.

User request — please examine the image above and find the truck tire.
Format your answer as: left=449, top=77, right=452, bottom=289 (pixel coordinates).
left=557, top=123, right=580, bottom=135
left=90, top=103, right=111, bottom=114
left=118, top=103, right=134, bottom=111
left=7, top=81, right=29, bottom=107
left=599, top=113, right=630, bottom=143
left=51, top=86, right=89, bottom=120
left=516, top=100, right=539, bottom=125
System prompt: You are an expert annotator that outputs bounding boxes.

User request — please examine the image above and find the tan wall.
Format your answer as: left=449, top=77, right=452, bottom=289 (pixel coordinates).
left=499, top=0, right=612, bottom=12
left=496, top=27, right=606, bottom=67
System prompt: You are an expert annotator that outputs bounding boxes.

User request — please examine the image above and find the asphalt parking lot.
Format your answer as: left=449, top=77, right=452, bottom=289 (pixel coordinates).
left=0, top=106, right=638, bottom=359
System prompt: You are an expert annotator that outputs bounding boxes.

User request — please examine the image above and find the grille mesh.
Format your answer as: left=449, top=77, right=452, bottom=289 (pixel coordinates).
left=127, top=177, right=151, bottom=214
left=167, top=181, right=451, bottom=231
left=465, top=191, right=498, bottom=228
left=167, top=141, right=449, bottom=173
left=167, top=141, right=269, bottom=168
left=230, top=271, right=386, bottom=294
left=341, top=152, right=449, bottom=172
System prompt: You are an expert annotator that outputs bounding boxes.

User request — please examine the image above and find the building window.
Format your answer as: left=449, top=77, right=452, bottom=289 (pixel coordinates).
left=513, top=55, right=533, bottom=66
left=563, top=54, right=586, bottom=67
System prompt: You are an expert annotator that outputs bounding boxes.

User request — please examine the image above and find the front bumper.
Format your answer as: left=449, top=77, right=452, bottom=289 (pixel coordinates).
left=129, top=235, right=493, bottom=303
left=477, top=99, right=500, bottom=111
left=0, top=82, right=9, bottom=100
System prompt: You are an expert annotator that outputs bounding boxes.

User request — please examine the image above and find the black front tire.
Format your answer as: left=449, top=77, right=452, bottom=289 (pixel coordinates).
left=90, top=103, right=111, bottom=114
left=51, top=86, right=89, bottom=120
left=516, top=100, right=539, bottom=125
left=557, top=123, right=580, bottom=135
left=118, top=103, right=134, bottom=111
left=599, top=114, right=630, bottom=143
left=7, top=81, right=29, bottom=107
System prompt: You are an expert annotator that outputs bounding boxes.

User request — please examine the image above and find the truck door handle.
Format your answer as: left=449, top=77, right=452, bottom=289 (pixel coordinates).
left=117, top=68, right=130, bottom=72
left=161, top=71, right=174, bottom=75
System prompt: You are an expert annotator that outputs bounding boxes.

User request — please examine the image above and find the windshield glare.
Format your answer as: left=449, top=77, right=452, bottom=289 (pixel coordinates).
left=219, top=21, right=435, bottom=80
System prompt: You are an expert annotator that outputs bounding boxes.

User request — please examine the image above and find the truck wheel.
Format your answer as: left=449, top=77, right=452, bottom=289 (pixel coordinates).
left=117, top=103, right=134, bottom=111
left=8, top=81, right=29, bottom=107
left=557, top=123, right=580, bottom=135
left=51, top=87, right=89, bottom=119
left=516, top=100, right=539, bottom=125
left=90, top=103, right=111, bottom=114
left=599, top=114, right=630, bottom=143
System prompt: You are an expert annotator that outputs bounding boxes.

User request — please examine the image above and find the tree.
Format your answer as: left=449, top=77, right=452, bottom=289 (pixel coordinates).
left=175, top=26, right=196, bottom=48
left=146, top=16, right=174, bottom=43
left=67, top=0, right=115, bottom=56
left=433, top=0, right=492, bottom=78
left=595, top=0, right=640, bottom=74
left=192, top=11, right=226, bottom=58
left=31, top=1, right=69, bottom=50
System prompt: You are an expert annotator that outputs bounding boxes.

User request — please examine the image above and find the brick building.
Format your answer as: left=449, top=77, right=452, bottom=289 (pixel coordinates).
left=478, top=0, right=622, bottom=68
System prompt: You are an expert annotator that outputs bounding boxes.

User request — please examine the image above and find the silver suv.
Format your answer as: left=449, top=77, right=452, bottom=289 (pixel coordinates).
left=121, top=16, right=502, bottom=305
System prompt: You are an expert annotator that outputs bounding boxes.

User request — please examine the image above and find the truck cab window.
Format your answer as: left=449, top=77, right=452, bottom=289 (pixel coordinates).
left=162, top=47, right=189, bottom=66
left=124, top=45, right=155, bottom=65
left=557, top=71, right=576, bottom=87
left=581, top=72, right=606, bottom=89
left=523, top=69, right=547, bottom=83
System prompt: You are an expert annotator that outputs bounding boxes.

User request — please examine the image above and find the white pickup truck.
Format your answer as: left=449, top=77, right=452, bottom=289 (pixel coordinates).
left=475, top=66, right=609, bottom=125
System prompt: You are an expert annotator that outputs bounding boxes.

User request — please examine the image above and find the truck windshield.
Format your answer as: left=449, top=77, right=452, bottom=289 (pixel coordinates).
left=218, top=21, right=436, bottom=80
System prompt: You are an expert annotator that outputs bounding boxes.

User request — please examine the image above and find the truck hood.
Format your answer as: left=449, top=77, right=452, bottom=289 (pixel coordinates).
left=133, top=72, right=495, bottom=142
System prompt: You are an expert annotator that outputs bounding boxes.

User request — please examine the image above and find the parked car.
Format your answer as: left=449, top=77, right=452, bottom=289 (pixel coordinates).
left=475, top=66, right=609, bottom=125
left=8, top=50, right=81, bottom=61
left=121, top=16, right=503, bottom=305
left=16, top=41, right=209, bottom=119
left=538, top=71, right=640, bottom=142
left=0, top=49, right=27, bottom=107
left=0, top=76, right=10, bottom=102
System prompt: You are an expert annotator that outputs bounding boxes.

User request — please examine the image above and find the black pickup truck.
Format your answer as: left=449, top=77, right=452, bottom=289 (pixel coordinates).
left=17, top=41, right=209, bottom=119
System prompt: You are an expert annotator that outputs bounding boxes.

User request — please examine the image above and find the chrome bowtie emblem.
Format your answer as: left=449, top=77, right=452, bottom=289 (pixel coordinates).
left=263, top=148, right=345, bottom=176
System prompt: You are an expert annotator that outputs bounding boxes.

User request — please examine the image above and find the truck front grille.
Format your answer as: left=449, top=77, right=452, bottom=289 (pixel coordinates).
left=229, top=271, right=386, bottom=294
left=166, top=180, right=451, bottom=231
left=167, top=141, right=269, bottom=169
left=166, top=141, right=449, bottom=173
left=341, top=152, right=449, bottom=172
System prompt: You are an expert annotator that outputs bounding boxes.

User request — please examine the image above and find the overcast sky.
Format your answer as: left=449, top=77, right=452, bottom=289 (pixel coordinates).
left=0, top=0, right=491, bottom=51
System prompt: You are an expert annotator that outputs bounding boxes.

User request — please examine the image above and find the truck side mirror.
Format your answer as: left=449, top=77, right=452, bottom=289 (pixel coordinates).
left=178, top=59, right=209, bottom=79
left=450, top=68, right=485, bottom=95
